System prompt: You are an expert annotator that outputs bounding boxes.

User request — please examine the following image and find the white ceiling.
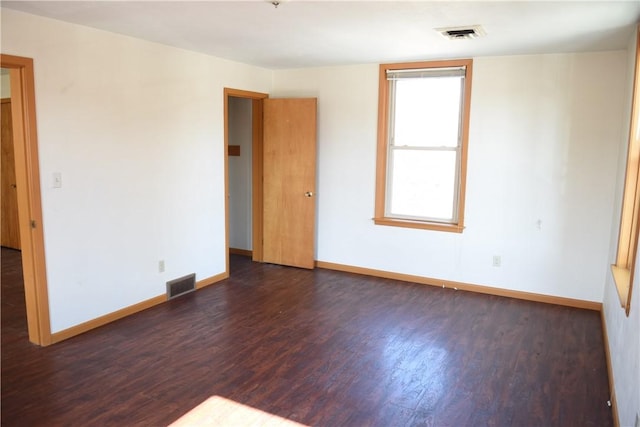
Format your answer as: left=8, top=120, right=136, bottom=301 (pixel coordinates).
left=2, top=1, right=639, bottom=69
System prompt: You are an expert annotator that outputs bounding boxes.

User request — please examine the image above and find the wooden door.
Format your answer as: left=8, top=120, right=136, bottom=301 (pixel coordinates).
left=1, top=98, right=20, bottom=250
left=263, top=98, right=317, bottom=269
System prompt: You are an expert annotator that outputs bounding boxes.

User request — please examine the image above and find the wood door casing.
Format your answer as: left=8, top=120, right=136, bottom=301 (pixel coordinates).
left=223, top=88, right=268, bottom=272
left=263, top=98, right=317, bottom=269
left=1, top=98, right=21, bottom=249
left=2, top=54, right=52, bottom=346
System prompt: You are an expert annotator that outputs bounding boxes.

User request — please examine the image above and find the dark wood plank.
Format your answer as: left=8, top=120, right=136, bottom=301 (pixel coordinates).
left=1, top=248, right=613, bottom=426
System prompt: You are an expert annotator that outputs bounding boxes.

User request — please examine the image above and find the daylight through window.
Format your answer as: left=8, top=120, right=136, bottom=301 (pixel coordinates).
left=375, top=59, right=473, bottom=232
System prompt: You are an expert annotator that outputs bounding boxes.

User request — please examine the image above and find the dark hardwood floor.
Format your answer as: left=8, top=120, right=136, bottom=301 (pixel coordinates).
left=2, top=247, right=613, bottom=426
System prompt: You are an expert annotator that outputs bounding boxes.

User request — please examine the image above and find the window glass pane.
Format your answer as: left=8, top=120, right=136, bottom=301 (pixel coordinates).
left=388, top=149, right=456, bottom=221
left=393, top=76, right=462, bottom=148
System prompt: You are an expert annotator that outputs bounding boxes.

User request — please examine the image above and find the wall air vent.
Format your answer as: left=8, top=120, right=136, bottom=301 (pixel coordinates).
left=436, top=25, right=486, bottom=40
left=166, top=273, right=196, bottom=300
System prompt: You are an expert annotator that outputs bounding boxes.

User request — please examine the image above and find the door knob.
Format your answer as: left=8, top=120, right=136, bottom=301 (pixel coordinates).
left=304, top=191, right=314, bottom=197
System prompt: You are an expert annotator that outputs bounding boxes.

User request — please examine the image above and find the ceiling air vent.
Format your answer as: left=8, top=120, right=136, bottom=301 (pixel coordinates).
left=436, top=25, right=486, bottom=40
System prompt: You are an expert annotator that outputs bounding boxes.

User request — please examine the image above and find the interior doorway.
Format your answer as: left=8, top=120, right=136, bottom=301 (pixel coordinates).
left=224, top=88, right=318, bottom=273
left=1, top=71, right=20, bottom=250
left=224, top=88, right=268, bottom=274
left=0, top=54, right=51, bottom=346
left=227, top=96, right=254, bottom=258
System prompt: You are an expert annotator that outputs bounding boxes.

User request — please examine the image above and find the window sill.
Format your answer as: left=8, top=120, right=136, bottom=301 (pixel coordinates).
left=610, top=265, right=630, bottom=308
left=373, top=217, right=464, bottom=233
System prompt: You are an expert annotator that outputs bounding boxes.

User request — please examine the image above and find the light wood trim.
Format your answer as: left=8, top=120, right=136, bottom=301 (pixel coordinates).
left=375, top=63, right=390, bottom=219
left=610, top=265, right=630, bottom=308
left=50, top=295, right=167, bottom=344
left=625, top=27, right=640, bottom=318
left=224, top=88, right=268, bottom=100
left=373, top=217, right=464, bottom=233
left=457, top=59, right=473, bottom=229
left=224, top=89, right=231, bottom=276
left=600, top=310, right=620, bottom=427
left=616, top=30, right=640, bottom=269
left=315, top=260, right=602, bottom=311
left=229, top=248, right=253, bottom=257
left=51, top=272, right=229, bottom=343
left=612, top=26, right=640, bottom=316
left=195, top=271, right=228, bottom=289
left=374, top=59, right=473, bottom=232
left=380, top=58, right=476, bottom=71
left=1, top=54, right=51, bottom=346
left=252, top=97, right=265, bottom=262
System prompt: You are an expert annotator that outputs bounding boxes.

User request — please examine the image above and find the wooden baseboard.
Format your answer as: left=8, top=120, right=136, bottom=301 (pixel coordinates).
left=315, top=260, right=602, bottom=311
left=51, top=273, right=228, bottom=344
left=50, top=294, right=167, bottom=344
left=229, top=248, right=253, bottom=257
left=196, top=271, right=228, bottom=289
left=50, top=261, right=601, bottom=344
left=600, top=310, right=619, bottom=427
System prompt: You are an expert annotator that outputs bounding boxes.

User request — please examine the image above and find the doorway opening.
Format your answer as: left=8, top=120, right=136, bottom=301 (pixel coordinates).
left=224, top=88, right=268, bottom=274
left=224, top=89, right=318, bottom=273
left=0, top=54, right=50, bottom=346
left=1, top=69, right=28, bottom=344
left=1, top=75, right=20, bottom=250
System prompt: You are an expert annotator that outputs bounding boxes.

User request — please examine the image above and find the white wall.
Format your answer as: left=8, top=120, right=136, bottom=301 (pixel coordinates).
left=1, top=8, right=272, bottom=332
left=272, top=51, right=626, bottom=303
left=2, top=7, right=633, bottom=367
left=603, top=28, right=640, bottom=427
left=1, top=71, right=10, bottom=97
left=228, top=96, right=253, bottom=250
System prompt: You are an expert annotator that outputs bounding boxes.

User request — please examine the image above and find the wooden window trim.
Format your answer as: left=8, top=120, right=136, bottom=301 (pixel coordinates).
left=611, top=27, right=640, bottom=316
left=374, top=59, right=472, bottom=233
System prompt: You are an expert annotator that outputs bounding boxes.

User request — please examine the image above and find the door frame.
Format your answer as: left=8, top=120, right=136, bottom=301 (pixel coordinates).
left=224, top=88, right=268, bottom=272
left=1, top=54, right=51, bottom=346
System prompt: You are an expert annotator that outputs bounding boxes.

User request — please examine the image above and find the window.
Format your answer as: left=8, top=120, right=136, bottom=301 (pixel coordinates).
left=611, top=27, right=640, bottom=316
left=375, top=59, right=473, bottom=233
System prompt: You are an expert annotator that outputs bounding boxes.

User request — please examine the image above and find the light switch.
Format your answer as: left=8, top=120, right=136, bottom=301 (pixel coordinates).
left=53, top=172, right=62, bottom=188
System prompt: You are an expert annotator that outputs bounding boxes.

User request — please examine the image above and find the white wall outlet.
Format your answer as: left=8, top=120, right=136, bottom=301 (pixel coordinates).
left=492, top=255, right=501, bottom=267
left=53, top=172, right=62, bottom=188
left=158, top=260, right=165, bottom=273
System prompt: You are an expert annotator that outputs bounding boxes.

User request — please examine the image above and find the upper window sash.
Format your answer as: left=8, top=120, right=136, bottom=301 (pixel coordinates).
left=386, top=67, right=466, bottom=80
left=387, top=70, right=466, bottom=150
